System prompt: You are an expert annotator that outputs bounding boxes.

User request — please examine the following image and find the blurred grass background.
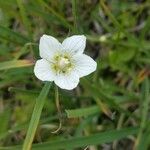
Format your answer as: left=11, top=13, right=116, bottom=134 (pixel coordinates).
left=0, top=0, right=150, bottom=149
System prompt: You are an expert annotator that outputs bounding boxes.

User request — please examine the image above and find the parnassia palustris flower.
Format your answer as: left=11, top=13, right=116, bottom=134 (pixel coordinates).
left=34, top=35, right=97, bottom=90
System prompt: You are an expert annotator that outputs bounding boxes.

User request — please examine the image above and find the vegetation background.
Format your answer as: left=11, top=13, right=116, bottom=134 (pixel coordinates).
left=0, top=0, right=150, bottom=149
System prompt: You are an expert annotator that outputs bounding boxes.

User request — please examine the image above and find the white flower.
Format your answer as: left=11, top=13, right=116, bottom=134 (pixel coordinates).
left=34, top=34, right=97, bottom=90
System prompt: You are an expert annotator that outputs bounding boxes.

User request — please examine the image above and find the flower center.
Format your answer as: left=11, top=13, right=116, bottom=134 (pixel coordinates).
left=52, top=54, right=73, bottom=74
left=58, top=57, right=70, bottom=69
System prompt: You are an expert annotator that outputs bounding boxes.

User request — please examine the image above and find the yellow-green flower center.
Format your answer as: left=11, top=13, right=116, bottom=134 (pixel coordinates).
left=52, top=54, right=73, bottom=74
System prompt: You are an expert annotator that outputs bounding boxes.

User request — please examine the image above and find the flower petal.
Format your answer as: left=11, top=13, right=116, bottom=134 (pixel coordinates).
left=62, top=35, right=86, bottom=55
left=73, top=54, right=97, bottom=77
left=39, top=34, right=61, bottom=60
left=34, top=59, right=55, bottom=81
left=54, top=72, right=79, bottom=90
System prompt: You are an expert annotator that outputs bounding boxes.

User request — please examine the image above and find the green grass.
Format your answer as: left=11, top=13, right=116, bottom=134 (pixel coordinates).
left=0, top=0, right=150, bottom=150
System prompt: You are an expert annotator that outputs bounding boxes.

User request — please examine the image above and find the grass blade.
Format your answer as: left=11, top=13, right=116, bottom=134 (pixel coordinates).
left=71, top=0, right=78, bottom=33
left=0, top=25, right=29, bottom=45
left=1, top=127, right=138, bottom=150
left=66, top=105, right=100, bottom=118
left=37, top=0, right=72, bottom=30
left=0, top=60, right=33, bottom=71
left=134, top=78, right=150, bottom=150
left=16, top=0, right=32, bottom=37
left=22, top=82, right=52, bottom=150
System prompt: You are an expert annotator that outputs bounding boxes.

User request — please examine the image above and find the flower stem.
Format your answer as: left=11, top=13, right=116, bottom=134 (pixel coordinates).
left=51, top=85, right=62, bottom=133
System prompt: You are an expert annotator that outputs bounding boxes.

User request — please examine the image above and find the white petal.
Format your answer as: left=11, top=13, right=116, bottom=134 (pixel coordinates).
left=39, top=34, right=61, bottom=60
left=54, top=72, right=79, bottom=90
left=62, top=35, right=86, bottom=55
left=34, top=59, right=55, bottom=81
left=73, top=54, right=97, bottom=77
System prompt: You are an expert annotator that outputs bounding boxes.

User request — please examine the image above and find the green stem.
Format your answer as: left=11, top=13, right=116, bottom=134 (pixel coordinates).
left=51, top=85, right=62, bottom=133
left=72, top=0, right=78, bottom=33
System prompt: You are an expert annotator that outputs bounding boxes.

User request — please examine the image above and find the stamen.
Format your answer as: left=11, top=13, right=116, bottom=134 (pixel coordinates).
left=51, top=53, right=73, bottom=74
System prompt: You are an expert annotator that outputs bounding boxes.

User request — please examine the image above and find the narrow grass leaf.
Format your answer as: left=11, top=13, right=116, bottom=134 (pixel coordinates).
left=0, top=25, right=29, bottom=45
left=16, top=0, right=32, bottom=37
left=135, top=78, right=150, bottom=150
left=22, top=82, right=51, bottom=150
left=1, top=127, right=138, bottom=150
left=0, top=60, right=34, bottom=71
left=37, top=0, right=73, bottom=30
left=66, top=105, right=100, bottom=118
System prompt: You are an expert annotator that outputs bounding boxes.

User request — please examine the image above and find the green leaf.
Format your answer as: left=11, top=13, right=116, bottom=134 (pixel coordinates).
left=135, top=78, right=150, bottom=150
left=1, top=127, right=138, bottom=150
left=22, top=82, right=52, bottom=150
left=0, top=109, right=10, bottom=135
left=0, top=115, right=58, bottom=141
left=16, top=0, right=32, bottom=36
left=0, top=60, right=34, bottom=71
left=66, top=105, right=100, bottom=118
left=36, top=0, right=73, bottom=30
left=108, top=48, right=136, bottom=72
left=71, top=0, right=80, bottom=33
left=109, top=48, right=136, bottom=64
left=82, top=79, right=132, bottom=117
left=0, top=25, right=29, bottom=44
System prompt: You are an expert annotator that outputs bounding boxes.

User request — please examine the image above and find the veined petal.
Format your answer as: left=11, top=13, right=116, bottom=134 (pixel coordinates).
left=62, top=35, right=86, bottom=55
left=34, top=59, right=55, bottom=81
left=54, top=72, right=79, bottom=90
left=73, top=54, right=97, bottom=77
left=39, top=34, right=61, bottom=60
